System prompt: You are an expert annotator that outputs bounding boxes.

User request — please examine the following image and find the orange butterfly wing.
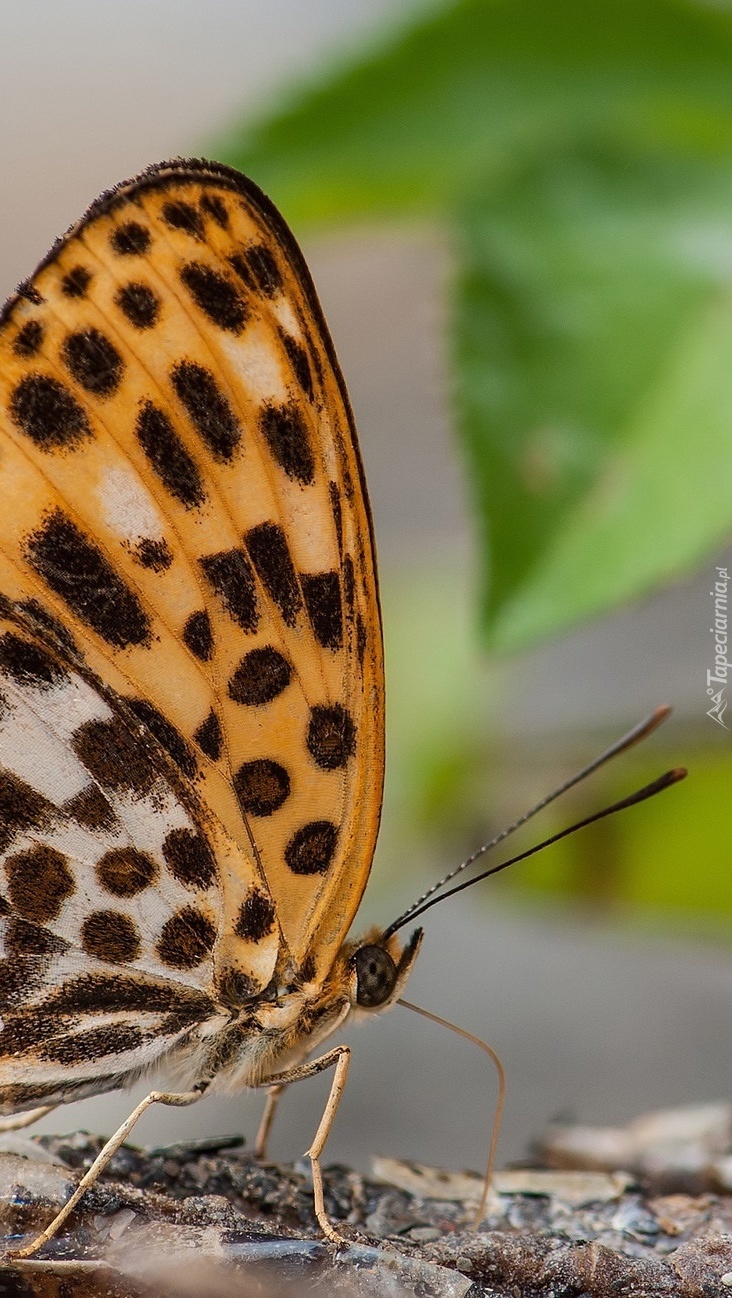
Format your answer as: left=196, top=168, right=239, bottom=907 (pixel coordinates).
left=0, top=160, right=384, bottom=983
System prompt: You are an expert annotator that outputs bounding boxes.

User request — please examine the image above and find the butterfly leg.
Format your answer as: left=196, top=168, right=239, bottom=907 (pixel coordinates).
left=8, top=1084, right=207, bottom=1260
left=254, top=1082, right=286, bottom=1160
left=0, top=1106, right=57, bottom=1134
left=265, top=1045, right=351, bottom=1245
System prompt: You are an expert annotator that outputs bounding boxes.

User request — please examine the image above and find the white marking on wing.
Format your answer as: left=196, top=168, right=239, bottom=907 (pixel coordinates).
left=97, top=465, right=166, bottom=545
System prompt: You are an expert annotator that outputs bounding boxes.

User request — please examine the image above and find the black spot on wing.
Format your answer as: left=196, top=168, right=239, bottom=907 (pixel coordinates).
left=96, top=846, right=157, bottom=897
left=0, top=631, right=69, bottom=690
left=233, top=759, right=290, bottom=817
left=0, top=959, right=44, bottom=1009
left=5, top=844, right=75, bottom=922
left=9, top=374, right=91, bottom=450
left=329, top=483, right=343, bottom=552
left=180, top=262, right=247, bottom=333
left=62, top=328, right=123, bottom=396
left=279, top=328, right=313, bottom=399
left=200, top=193, right=229, bottom=228
left=81, top=911, right=141, bottom=964
left=243, top=244, right=283, bottom=296
left=17, top=282, right=43, bottom=306
left=343, top=555, right=355, bottom=613
left=339, top=446, right=355, bottom=501
left=13, top=320, right=43, bottom=357
left=133, top=537, right=173, bottom=571
left=245, top=522, right=302, bottom=627
left=193, top=709, right=222, bottom=761
left=25, top=510, right=151, bottom=648
left=228, top=646, right=291, bottom=706
left=115, top=282, right=160, bottom=329
left=61, top=266, right=92, bottom=298
left=284, top=821, right=338, bottom=875
left=171, top=361, right=241, bottom=461
left=39, top=1023, right=144, bottom=1065
left=45, top=972, right=213, bottom=1018
left=162, top=827, right=217, bottom=890
left=235, top=888, right=276, bottom=941
left=216, top=970, right=260, bottom=1010
left=0, top=771, right=54, bottom=853
left=72, top=716, right=156, bottom=794
left=125, top=697, right=197, bottom=779
left=162, top=199, right=205, bottom=238
left=227, top=253, right=254, bottom=290
left=157, top=907, right=216, bottom=969
left=302, top=572, right=342, bottom=650
left=260, top=402, right=314, bottom=485
left=307, top=704, right=356, bottom=771
left=136, top=401, right=205, bottom=509
left=62, top=784, right=118, bottom=833
left=0, top=1012, right=57, bottom=1057
left=5, top=917, right=66, bottom=957
left=111, top=221, right=151, bottom=256
left=182, top=609, right=213, bottom=661
left=200, top=549, right=258, bottom=632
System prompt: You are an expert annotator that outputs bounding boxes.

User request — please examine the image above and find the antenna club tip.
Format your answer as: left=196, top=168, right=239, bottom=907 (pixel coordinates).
left=643, top=703, right=672, bottom=736
left=669, top=765, right=688, bottom=782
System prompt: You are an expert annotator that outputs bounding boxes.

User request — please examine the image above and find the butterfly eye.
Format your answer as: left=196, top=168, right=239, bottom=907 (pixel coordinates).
left=353, top=944, right=398, bottom=1008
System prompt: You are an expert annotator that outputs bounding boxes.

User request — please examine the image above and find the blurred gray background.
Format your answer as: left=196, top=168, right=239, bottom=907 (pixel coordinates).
left=0, top=1, right=730, bottom=1176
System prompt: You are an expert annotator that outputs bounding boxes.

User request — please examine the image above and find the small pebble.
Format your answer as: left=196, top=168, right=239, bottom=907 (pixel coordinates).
left=108, top=1208, right=137, bottom=1240
left=721, top=1272, right=732, bottom=1287
left=408, top=1226, right=440, bottom=1243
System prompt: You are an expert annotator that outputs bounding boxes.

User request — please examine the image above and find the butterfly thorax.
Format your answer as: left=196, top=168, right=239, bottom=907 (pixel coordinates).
left=165, top=925, right=423, bottom=1097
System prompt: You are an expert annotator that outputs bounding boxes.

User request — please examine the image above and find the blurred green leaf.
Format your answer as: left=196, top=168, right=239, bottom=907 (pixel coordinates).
left=219, top=0, right=732, bottom=223
left=492, top=279, right=732, bottom=647
left=512, top=748, right=732, bottom=926
left=217, top=0, right=732, bottom=648
left=380, top=565, right=493, bottom=835
left=457, top=151, right=732, bottom=646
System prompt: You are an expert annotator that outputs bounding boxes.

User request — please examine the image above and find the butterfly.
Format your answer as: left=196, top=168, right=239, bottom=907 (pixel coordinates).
left=0, top=159, right=685, bottom=1260
left=0, top=159, right=424, bottom=1255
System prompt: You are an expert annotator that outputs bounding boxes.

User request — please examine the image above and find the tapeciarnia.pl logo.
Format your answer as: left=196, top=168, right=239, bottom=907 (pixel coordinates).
left=707, top=565, right=729, bottom=729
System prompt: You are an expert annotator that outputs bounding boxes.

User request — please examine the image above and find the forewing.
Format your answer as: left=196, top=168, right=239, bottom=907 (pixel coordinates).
left=0, top=160, right=384, bottom=978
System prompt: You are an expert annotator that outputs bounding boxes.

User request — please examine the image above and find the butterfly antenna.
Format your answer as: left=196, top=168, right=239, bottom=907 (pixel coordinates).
left=398, top=998, right=505, bottom=1227
left=385, top=765, right=686, bottom=935
left=384, top=706, right=671, bottom=939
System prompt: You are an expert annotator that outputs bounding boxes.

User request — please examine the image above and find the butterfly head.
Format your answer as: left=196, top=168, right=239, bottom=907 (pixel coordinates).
left=342, top=926, right=423, bottom=1018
